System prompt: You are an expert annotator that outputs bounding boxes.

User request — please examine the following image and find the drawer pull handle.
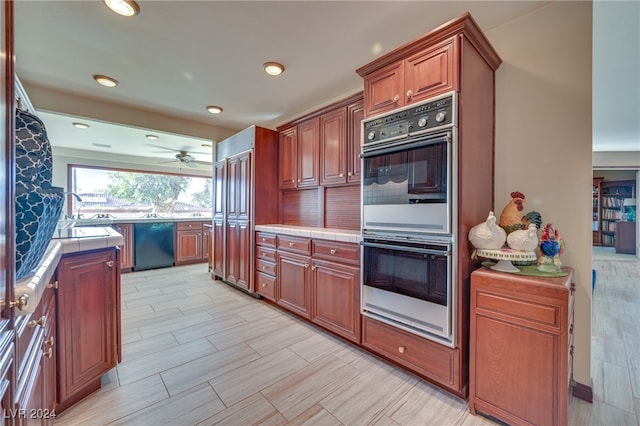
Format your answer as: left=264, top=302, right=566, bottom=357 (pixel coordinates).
left=45, top=336, right=55, bottom=346
left=43, top=348, right=53, bottom=359
left=9, top=293, right=29, bottom=311
left=106, top=260, right=115, bottom=268
left=398, top=346, right=406, bottom=354
left=330, top=249, right=337, bottom=255
left=28, top=316, right=47, bottom=328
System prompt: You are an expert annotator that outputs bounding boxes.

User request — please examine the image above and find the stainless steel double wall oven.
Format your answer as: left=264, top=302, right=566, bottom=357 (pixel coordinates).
left=361, top=91, right=458, bottom=347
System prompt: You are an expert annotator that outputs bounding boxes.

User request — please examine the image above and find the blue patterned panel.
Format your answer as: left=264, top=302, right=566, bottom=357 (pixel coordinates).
left=15, top=108, right=64, bottom=280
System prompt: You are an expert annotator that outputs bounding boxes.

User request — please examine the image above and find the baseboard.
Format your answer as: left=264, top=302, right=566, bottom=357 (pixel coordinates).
left=572, top=380, right=593, bottom=403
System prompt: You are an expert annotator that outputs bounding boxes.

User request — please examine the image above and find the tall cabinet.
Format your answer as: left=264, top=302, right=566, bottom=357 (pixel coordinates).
left=356, top=12, right=501, bottom=398
left=212, top=126, right=278, bottom=293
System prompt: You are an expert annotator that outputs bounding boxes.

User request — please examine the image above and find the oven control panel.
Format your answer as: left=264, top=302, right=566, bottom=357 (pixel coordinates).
left=363, top=92, right=456, bottom=146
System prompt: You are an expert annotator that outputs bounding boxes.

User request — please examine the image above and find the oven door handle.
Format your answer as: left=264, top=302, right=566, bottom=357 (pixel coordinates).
left=361, top=131, right=451, bottom=158
left=361, top=241, right=451, bottom=256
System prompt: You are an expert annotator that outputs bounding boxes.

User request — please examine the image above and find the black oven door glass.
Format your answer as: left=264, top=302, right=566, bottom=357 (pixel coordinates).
left=363, top=139, right=447, bottom=205
left=363, top=242, right=448, bottom=306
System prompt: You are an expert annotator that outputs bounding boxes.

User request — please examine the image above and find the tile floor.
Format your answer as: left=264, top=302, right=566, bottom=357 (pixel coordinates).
left=52, top=258, right=639, bottom=425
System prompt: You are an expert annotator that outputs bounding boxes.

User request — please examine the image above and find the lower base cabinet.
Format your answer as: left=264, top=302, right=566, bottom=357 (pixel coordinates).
left=469, top=267, right=574, bottom=426
left=55, top=247, right=121, bottom=413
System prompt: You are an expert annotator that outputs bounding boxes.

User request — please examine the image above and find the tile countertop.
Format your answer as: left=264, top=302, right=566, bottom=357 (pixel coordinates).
left=254, top=224, right=361, bottom=243
left=13, top=227, right=123, bottom=316
left=69, top=216, right=213, bottom=226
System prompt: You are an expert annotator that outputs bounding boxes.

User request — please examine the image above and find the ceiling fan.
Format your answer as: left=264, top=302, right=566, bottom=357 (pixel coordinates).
left=148, top=144, right=212, bottom=168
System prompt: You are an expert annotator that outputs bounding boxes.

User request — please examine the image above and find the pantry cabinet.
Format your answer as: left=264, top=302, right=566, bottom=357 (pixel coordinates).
left=359, top=36, right=458, bottom=117
left=56, top=247, right=120, bottom=413
left=212, top=126, right=279, bottom=293
left=469, top=267, right=574, bottom=426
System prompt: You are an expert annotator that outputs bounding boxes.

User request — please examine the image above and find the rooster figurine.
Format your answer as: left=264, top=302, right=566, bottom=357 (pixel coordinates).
left=468, top=211, right=507, bottom=250
left=499, top=191, right=527, bottom=235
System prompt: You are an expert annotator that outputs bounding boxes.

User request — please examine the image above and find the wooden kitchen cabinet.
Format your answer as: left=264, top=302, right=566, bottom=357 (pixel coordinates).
left=255, top=232, right=277, bottom=301
left=203, top=223, right=211, bottom=270
left=347, top=99, right=365, bottom=184
left=213, top=126, right=279, bottom=293
left=320, top=107, right=347, bottom=186
left=276, top=235, right=312, bottom=319
left=279, top=118, right=319, bottom=189
left=56, top=247, right=120, bottom=413
left=311, top=240, right=360, bottom=344
left=359, top=36, right=458, bottom=117
left=111, top=223, right=133, bottom=271
left=175, top=221, right=203, bottom=265
left=469, top=267, right=574, bottom=426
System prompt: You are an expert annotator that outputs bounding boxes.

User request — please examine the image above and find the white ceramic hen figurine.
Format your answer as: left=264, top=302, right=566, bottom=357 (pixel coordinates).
left=506, top=223, right=539, bottom=252
left=468, top=211, right=507, bottom=250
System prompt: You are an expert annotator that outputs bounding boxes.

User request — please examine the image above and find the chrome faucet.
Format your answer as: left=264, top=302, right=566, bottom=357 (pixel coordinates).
left=63, top=192, right=84, bottom=218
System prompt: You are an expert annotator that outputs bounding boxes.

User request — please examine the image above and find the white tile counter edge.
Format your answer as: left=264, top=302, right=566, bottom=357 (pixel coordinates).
left=255, top=224, right=361, bottom=244
left=12, top=227, right=123, bottom=316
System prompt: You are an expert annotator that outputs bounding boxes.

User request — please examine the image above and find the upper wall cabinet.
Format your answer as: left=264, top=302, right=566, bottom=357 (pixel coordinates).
left=278, top=93, right=364, bottom=189
left=361, top=37, right=458, bottom=117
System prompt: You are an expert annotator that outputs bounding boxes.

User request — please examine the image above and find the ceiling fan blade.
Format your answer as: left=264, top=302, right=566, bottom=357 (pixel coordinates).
left=186, top=162, right=198, bottom=169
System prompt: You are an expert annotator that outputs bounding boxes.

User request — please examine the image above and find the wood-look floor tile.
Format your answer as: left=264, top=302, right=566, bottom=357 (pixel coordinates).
left=138, top=310, right=215, bottom=339
left=209, top=348, right=309, bottom=407
left=122, top=331, right=179, bottom=362
left=53, top=374, right=168, bottom=425
left=261, top=355, right=361, bottom=420
left=287, top=331, right=348, bottom=364
left=592, top=359, right=635, bottom=412
left=628, top=357, right=640, bottom=398
left=247, top=321, right=317, bottom=356
left=205, top=317, right=283, bottom=350
left=122, top=307, right=183, bottom=330
left=591, top=334, right=629, bottom=367
left=171, top=314, right=247, bottom=345
left=117, top=338, right=216, bottom=386
left=285, top=403, right=343, bottom=426
left=196, top=391, right=287, bottom=426
left=151, top=292, right=215, bottom=312
left=161, top=342, right=261, bottom=396
left=121, top=327, right=142, bottom=346
left=109, top=383, right=225, bottom=425
left=591, top=399, right=638, bottom=426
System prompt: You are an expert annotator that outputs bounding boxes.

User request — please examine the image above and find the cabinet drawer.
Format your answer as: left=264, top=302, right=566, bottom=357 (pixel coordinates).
left=256, top=246, right=276, bottom=262
left=475, top=290, right=561, bottom=330
left=313, top=240, right=360, bottom=265
left=177, top=221, right=203, bottom=231
left=255, top=258, right=276, bottom=276
left=362, top=316, right=456, bottom=387
left=277, top=235, right=312, bottom=255
left=15, top=286, right=54, bottom=379
left=256, top=232, right=276, bottom=247
left=256, top=272, right=276, bottom=301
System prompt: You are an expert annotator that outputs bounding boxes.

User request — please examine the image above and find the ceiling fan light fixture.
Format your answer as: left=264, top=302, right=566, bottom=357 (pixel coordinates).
left=145, top=134, right=159, bottom=140
left=102, top=0, right=140, bottom=17
left=263, top=62, right=285, bottom=76
left=72, top=122, right=90, bottom=129
left=206, top=105, right=223, bottom=114
left=93, top=74, right=119, bottom=87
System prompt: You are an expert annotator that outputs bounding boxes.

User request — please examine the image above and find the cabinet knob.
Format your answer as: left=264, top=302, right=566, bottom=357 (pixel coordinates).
left=398, top=346, right=406, bottom=354
left=106, top=260, right=115, bottom=268
left=339, top=173, right=344, bottom=177
left=348, top=172, right=352, bottom=177
left=311, top=265, right=316, bottom=271
left=297, top=179, right=301, bottom=183
left=262, top=283, right=267, bottom=288
left=28, top=315, right=47, bottom=328
left=43, top=348, right=53, bottom=359
left=47, top=280, right=59, bottom=289
left=393, top=94, right=400, bottom=102
left=289, top=242, right=294, bottom=247
left=304, top=264, right=309, bottom=269
left=8, top=293, right=29, bottom=311
left=262, top=238, right=266, bottom=242
left=45, top=336, right=55, bottom=346
left=330, top=249, right=337, bottom=255
left=262, top=266, right=267, bottom=270
left=406, top=90, right=413, bottom=98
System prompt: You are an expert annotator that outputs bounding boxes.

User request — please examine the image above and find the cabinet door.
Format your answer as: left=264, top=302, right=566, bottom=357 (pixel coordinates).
left=41, top=291, right=56, bottom=425
left=56, top=249, right=117, bottom=407
left=235, top=151, right=252, bottom=221
left=311, top=259, right=360, bottom=343
left=297, top=118, right=320, bottom=187
left=320, top=107, right=347, bottom=186
left=213, top=160, right=226, bottom=218
left=112, top=223, right=133, bottom=270
left=176, top=230, right=202, bottom=264
left=347, top=101, right=365, bottom=184
left=363, top=61, right=404, bottom=116
left=202, top=226, right=211, bottom=262
left=404, top=37, right=457, bottom=103
left=212, top=219, right=224, bottom=279
left=226, top=155, right=239, bottom=219
left=279, top=126, right=298, bottom=189
left=225, top=221, right=251, bottom=290
left=277, top=251, right=311, bottom=319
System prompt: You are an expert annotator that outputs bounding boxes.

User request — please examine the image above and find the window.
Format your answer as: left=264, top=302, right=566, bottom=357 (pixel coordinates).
left=68, top=165, right=212, bottom=219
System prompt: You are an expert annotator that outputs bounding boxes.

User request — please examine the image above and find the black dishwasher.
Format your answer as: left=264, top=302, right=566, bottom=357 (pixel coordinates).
left=134, top=222, right=175, bottom=271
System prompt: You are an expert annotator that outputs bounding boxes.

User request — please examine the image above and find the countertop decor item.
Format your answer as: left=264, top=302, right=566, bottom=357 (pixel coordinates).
left=468, top=211, right=506, bottom=250
left=474, top=248, right=537, bottom=273
left=537, top=223, right=565, bottom=273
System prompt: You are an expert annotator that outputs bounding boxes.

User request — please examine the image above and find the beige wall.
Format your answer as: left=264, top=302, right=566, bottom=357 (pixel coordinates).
left=487, top=2, right=593, bottom=386
left=594, top=151, right=640, bottom=168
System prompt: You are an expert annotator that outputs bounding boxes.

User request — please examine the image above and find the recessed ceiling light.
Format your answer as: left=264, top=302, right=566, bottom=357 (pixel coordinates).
left=93, top=74, right=119, bottom=87
left=102, top=0, right=140, bottom=17
left=263, top=62, right=285, bottom=76
left=72, top=122, right=90, bottom=129
left=145, top=134, right=159, bottom=140
left=206, top=105, right=223, bottom=114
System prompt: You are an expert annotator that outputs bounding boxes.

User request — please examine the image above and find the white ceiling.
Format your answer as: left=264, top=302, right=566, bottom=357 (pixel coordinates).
left=12, top=1, right=639, bottom=166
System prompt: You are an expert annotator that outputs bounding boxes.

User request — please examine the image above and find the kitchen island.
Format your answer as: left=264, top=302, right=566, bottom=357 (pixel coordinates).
left=13, top=227, right=123, bottom=417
